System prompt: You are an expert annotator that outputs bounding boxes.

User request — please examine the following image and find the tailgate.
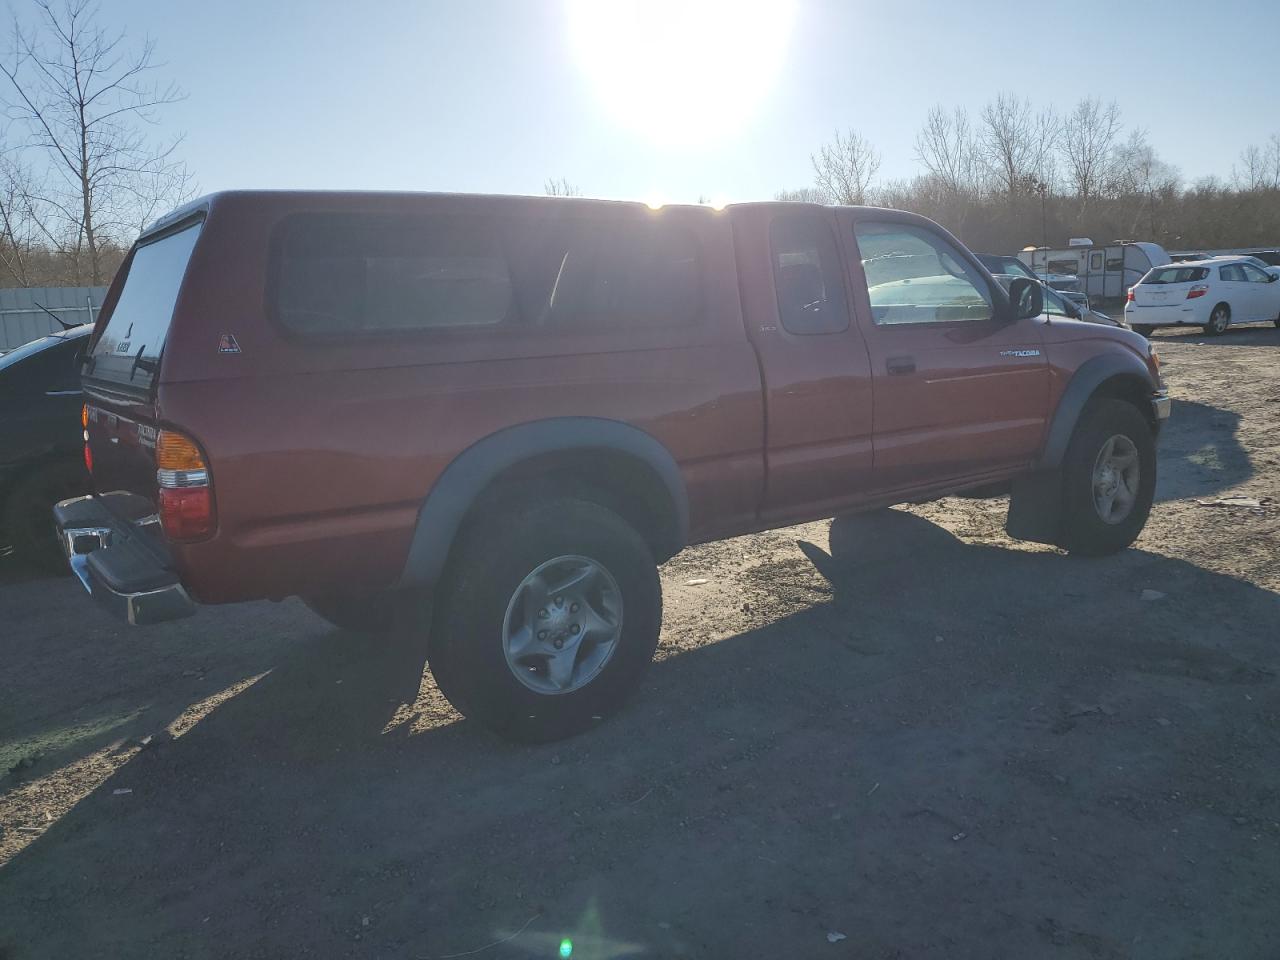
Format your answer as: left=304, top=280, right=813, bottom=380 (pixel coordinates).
left=1133, top=282, right=1194, bottom=306
left=85, top=393, right=161, bottom=523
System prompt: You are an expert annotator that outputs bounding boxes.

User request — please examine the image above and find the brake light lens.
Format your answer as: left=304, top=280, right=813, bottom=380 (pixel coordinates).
left=82, top=404, right=92, bottom=473
left=156, top=429, right=215, bottom=540
left=1126, top=288, right=1135, bottom=302
left=1187, top=285, right=1209, bottom=300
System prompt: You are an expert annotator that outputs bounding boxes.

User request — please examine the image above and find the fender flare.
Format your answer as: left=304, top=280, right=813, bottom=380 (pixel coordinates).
left=1038, top=351, right=1157, bottom=469
left=398, top=417, right=689, bottom=588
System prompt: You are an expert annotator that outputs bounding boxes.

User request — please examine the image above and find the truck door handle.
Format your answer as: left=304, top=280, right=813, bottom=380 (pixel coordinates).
left=886, top=356, right=916, bottom=375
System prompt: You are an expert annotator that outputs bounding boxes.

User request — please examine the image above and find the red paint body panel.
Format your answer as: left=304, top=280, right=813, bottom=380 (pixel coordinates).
left=80, top=192, right=1155, bottom=605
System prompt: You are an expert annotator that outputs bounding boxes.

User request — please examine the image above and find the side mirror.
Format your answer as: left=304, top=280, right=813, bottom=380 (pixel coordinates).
left=1269, top=273, right=1278, bottom=282
left=1008, top=277, right=1043, bottom=321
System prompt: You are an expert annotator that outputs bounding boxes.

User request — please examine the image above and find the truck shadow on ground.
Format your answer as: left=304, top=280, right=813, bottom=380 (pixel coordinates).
left=2, top=510, right=1279, bottom=958
left=1153, top=398, right=1252, bottom=501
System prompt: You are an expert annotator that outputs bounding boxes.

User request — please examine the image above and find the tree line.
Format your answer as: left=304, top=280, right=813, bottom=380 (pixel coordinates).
left=553, top=95, right=1280, bottom=257
left=779, top=95, right=1280, bottom=254
left=0, top=0, right=191, bottom=289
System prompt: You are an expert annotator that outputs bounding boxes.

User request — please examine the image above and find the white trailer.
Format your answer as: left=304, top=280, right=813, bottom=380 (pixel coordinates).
left=1018, top=241, right=1171, bottom=300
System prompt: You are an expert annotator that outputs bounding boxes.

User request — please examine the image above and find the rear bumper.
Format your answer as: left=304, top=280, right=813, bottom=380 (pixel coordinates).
left=53, top=493, right=195, bottom=625
left=1124, top=302, right=1209, bottom=326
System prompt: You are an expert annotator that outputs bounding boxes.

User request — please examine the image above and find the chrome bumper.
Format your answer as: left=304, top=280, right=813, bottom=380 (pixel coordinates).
left=55, top=495, right=195, bottom=626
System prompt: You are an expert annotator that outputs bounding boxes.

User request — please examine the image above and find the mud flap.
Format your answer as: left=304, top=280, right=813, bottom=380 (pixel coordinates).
left=1005, top=470, right=1064, bottom=547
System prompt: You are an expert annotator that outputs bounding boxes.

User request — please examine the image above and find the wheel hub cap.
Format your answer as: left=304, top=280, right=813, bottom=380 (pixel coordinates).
left=502, top=555, right=623, bottom=695
left=1091, top=434, right=1140, bottom=525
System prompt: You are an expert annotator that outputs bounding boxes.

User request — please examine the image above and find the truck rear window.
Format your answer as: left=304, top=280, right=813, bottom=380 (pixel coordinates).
left=1143, top=266, right=1208, bottom=284
left=89, top=221, right=203, bottom=389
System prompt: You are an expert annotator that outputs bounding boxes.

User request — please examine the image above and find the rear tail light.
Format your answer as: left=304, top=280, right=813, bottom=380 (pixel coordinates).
left=156, top=429, right=215, bottom=540
left=1126, top=288, right=1135, bottom=302
left=82, top=404, right=92, bottom=473
left=1187, top=285, right=1209, bottom=300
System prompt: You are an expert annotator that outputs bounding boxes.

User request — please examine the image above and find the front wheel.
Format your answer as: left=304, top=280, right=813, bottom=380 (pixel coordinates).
left=1131, top=324, right=1156, bottom=338
left=1204, top=305, right=1230, bottom=336
left=429, top=497, right=662, bottom=742
left=1058, top=399, right=1157, bottom=556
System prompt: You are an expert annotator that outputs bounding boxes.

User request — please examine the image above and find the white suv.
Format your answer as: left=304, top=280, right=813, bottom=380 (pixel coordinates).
left=1125, top=257, right=1280, bottom=337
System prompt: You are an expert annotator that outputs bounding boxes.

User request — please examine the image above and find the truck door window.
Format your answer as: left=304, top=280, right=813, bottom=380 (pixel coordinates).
left=767, top=214, right=849, bottom=335
left=1090, top=252, right=1103, bottom=271
left=853, top=222, right=993, bottom=325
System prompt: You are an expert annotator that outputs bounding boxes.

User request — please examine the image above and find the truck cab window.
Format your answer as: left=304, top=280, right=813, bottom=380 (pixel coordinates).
left=854, top=221, right=993, bottom=325
left=768, top=214, right=849, bottom=335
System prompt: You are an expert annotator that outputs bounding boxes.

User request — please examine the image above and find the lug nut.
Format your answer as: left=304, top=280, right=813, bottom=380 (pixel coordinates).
left=570, top=624, right=580, bottom=634
left=570, top=603, right=580, bottom=613
left=539, top=608, right=548, bottom=619
left=555, top=596, right=564, bottom=607
left=538, top=630, right=548, bottom=640
left=553, top=638, right=564, bottom=649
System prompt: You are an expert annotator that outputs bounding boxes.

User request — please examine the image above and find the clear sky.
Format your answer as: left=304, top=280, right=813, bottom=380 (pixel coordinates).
left=60, top=0, right=1279, bottom=204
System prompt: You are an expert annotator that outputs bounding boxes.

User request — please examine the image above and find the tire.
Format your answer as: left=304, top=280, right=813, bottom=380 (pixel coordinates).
left=1132, top=324, right=1156, bottom=338
left=429, top=497, right=662, bottom=743
left=1058, top=399, right=1156, bottom=557
left=3, top=460, right=90, bottom=575
left=302, top=594, right=394, bottom=633
left=1203, top=304, right=1230, bottom=336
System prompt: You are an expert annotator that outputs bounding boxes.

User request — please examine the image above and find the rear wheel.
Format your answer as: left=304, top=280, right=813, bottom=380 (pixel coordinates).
left=3, top=460, right=90, bottom=575
left=1132, top=324, right=1156, bottom=338
left=1058, top=399, right=1156, bottom=557
left=429, top=497, right=661, bottom=742
left=1204, top=304, right=1230, bottom=336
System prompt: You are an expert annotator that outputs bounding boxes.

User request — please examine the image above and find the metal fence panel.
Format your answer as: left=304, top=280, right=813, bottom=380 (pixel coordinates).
left=0, top=286, right=107, bottom=350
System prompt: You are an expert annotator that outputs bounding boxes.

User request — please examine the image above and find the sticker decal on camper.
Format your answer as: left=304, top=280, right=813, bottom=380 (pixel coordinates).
left=218, top=333, right=242, bottom=354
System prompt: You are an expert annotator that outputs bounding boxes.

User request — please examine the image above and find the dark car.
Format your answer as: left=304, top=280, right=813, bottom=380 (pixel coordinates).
left=1248, top=251, right=1280, bottom=267
left=0, top=324, right=93, bottom=569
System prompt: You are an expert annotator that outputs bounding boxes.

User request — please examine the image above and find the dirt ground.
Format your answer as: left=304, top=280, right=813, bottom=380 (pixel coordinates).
left=2, top=325, right=1279, bottom=959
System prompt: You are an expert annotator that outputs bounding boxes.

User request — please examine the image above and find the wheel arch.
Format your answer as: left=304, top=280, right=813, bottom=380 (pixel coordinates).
left=398, top=417, right=689, bottom=589
left=1039, top=353, right=1156, bottom=470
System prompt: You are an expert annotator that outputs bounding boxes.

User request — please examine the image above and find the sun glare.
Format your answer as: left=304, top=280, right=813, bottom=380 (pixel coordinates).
left=566, top=0, right=795, bottom=146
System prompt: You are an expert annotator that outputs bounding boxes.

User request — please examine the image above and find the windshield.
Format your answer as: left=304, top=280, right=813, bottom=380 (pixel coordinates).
left=88, top=220, right=203, bottom=390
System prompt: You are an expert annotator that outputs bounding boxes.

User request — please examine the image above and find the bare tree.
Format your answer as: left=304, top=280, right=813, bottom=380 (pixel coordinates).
left=544, top=177, right=582, bottom=197
left=1234, top=136, right=1280, bottom=192
left=1110, top=129, right=1179, bottom=198
left=978, top=93, right=1058, bottom=198
left=773, top=186, right=826, bottom=203
left=1060, top=97, right=1121, bottom=207
left=0, top=0, right=192, bottom=284
left=811, top=128, right=880, bottom=205
left=914, top=105, right=979, bottom=198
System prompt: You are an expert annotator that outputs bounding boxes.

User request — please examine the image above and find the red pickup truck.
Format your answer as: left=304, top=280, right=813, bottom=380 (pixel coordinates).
left=55, top=191, right=1169, bottom=741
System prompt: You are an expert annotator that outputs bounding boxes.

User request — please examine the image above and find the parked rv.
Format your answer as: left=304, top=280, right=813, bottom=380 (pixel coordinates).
left=1020, top=241, right=1171, bottom=301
